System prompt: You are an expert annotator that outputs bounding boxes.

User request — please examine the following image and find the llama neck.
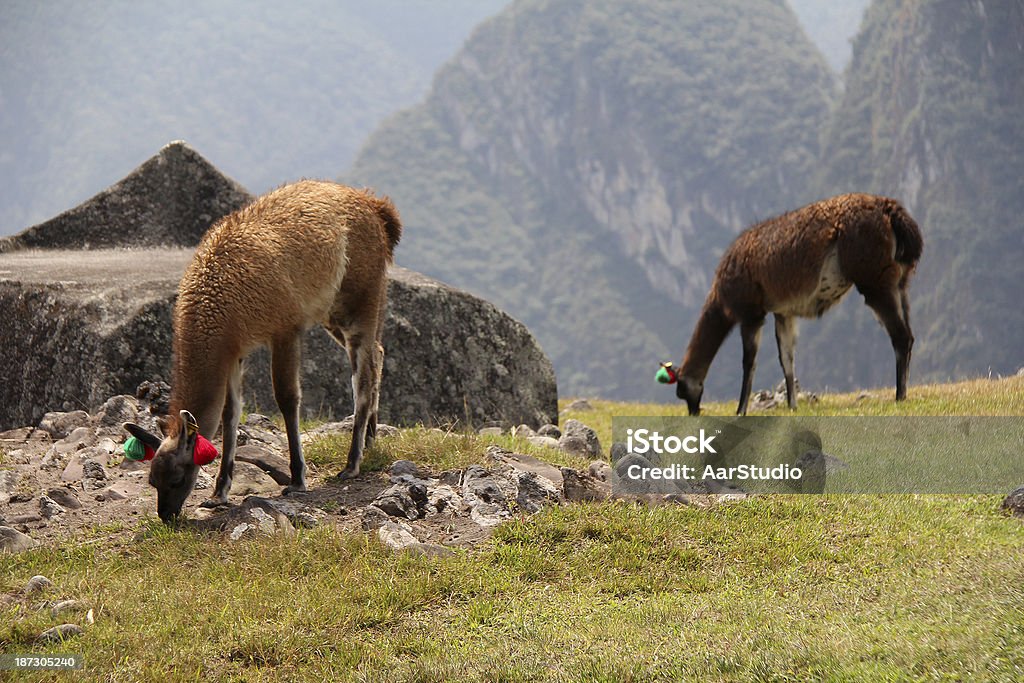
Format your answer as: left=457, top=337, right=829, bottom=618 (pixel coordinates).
left=680, top=295, right=734, bottom=381
left=168, top=333, right=231, bottom=436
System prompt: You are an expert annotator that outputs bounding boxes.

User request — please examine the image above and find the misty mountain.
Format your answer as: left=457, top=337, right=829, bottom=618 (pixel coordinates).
left=797, top=0, right=1024, bottom=391
left=348, top=0, right=836, bottom=400
left=0, top=0, right=508, bottom=233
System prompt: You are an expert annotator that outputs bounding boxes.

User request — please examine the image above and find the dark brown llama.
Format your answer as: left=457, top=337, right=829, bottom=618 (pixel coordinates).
left=124, top=180, right=401, bottom=522
left=675, top=193, right=922, bottom=415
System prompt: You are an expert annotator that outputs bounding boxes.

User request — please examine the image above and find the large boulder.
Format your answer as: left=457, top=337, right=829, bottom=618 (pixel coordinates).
left=0, top=144, right=557, bottom=430
left=0, top=141, right=252, bottom=253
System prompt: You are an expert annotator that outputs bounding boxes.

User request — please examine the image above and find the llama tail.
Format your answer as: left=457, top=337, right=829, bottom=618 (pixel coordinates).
left=370, top=195, right=402, bottom=261
left=884, top=200, right=922, bottom=266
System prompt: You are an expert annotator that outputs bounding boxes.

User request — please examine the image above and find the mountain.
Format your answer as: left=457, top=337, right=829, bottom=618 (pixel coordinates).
left=347, top=0, right=837, bottom=400
left=799, top=0, right=1024, bottom=390
left=0, top=0, right=508, bottom=233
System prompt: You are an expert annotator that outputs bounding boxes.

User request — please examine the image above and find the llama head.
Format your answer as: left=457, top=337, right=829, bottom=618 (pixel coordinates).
left=123, top=410, right=202, bottom=523
left=676, top=376, right=704, bottom=416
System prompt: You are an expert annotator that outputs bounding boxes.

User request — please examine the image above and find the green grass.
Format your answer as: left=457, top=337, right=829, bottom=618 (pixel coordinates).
left=2, top=376, right=1023, bottom=682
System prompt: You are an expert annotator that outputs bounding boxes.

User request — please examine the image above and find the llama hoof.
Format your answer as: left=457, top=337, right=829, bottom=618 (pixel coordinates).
left=199, top=497, right=229, bottom=509
left=282, top=484, right=307, bottom=496
left=335, top=467, right=360, bottom=480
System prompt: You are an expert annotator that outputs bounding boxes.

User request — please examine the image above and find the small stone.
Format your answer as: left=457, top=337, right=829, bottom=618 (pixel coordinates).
left=477, top=426, right=504, bottom=437
left=389, top=459, right=421, bottom=479
left=377, top=520, right=419, bottom=551
left=588, top=461, right=612, bottom=482
left=565, top=398, right=594, bottom=411
left=561, top=467, right=611, bottom=502
left=50, top=599, right=86, bottom=618
left=230, top=462, right=280, bottom=496
left=527, top=435, right=560, bottom=449
left=25, top=575, right=54, bottom=594
left=1003, top=486, right=1024, bottom=517
left=82, top=459, right=109, bottom=489
left=45, top=487, right=82, bottom=509
left=361, top=505, right=390, bottom=531
left=38, top=624, right=83, bottom=643
left=537, top=424, right=561, bottom=438
left=373, top=484, right=420, bottom=520
left=0, top=526, right=38, bottom=553
left=558, top=419, right=602, bottom=458
left=39, top=495, right=66, bottom=519
left=512, top=424, right=537, bottom=438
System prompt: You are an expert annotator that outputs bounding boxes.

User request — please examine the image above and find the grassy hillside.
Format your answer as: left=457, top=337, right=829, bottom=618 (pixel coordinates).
left=3, top=375, right=1022, bottom=681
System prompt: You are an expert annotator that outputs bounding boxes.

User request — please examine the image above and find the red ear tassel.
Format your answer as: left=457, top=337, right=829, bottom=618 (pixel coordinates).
left=193, top=434, right=219, bottom=466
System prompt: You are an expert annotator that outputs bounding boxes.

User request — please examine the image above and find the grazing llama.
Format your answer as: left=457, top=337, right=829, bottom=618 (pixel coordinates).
left=125, top=180, right=401, bottom=521
left=675, top=193, right=922, bottom=415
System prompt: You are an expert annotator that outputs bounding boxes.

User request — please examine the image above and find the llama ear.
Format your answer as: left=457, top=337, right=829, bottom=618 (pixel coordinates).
left=180, top=410, right=200, bottom=438
left=124, top=422, right=162, bottom=451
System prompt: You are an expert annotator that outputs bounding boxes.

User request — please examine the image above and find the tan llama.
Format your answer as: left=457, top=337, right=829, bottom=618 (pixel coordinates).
left=675, top=193, right=922, bottom=415
left=125, top=180, right=401, bottom=521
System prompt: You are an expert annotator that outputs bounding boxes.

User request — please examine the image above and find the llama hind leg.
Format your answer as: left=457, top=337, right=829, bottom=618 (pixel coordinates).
left=774, top=314, right=798, bottom=410
left=864, top=288, right=913, bottom=401
left=336, top=333, right=381, bottom=478
left=272, top=332, right=307, bottom=494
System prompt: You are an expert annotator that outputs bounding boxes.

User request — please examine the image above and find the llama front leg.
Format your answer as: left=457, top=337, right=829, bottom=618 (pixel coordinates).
left=202, top=361, right=240, bottom=508
left=774, top=314, right=798, bottom=410
left=272, top=332, right=307, bottom=494
left=737, top=318, right=764, bottom=415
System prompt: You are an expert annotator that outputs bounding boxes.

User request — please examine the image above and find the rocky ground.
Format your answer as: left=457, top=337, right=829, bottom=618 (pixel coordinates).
left=0, top=386, right=622, bottom=557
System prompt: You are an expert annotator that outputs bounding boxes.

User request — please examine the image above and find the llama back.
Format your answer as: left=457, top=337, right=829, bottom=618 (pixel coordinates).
left=176, top=181, right=394, bottom=342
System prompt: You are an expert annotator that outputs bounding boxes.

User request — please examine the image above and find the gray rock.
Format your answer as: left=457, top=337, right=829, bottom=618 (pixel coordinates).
left=486, top=446, right=563, bottom=489
left=514, top=471, right=562, bottom=513
left=377, top=520, right=420, bottom=551
left=229, top=462, right=280, bottom=496
left=82, top=459, right=108, bottom=490
left=223, top=497, right=295, bottom=540
left=38, top=410, right=91, bottom=440
left=561, top=467, right=611, bottom=502
left=389, top=459, right=422, bottom=480
left=37, top=624, right=84, bottom=643
left=61, top=447, right=109, bottom=482
left=477, top=427, right=504, bottom=437
left=39, top=495, right=66, bottom=519
left=373, top=484, right=424, bottom=520
left=0, top=526, right=37, bottom=553
left=45, top=487, right=83, bottom=510
left=1003, top=486, right=1024, bottom=517
left=193, top=469, right=214, bottom=490
left=537, top=424, right=561, bottom=439
left=25, top=575, right=54, bottom=594
left=558, top=419, right=602, bottom=458
left=234, top=445, right=292, bottom=485
left=0, top=141, right=250, bottom=253
left=95, top=395, right=139, bottom=428
left=361, top=505, right=391, bottom=531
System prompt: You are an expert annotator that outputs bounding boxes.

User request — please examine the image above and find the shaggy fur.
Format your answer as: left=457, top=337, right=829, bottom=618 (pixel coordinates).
left=126, top=180, right=401, bottom=521
left=677, top=193, right=922, bottom=415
